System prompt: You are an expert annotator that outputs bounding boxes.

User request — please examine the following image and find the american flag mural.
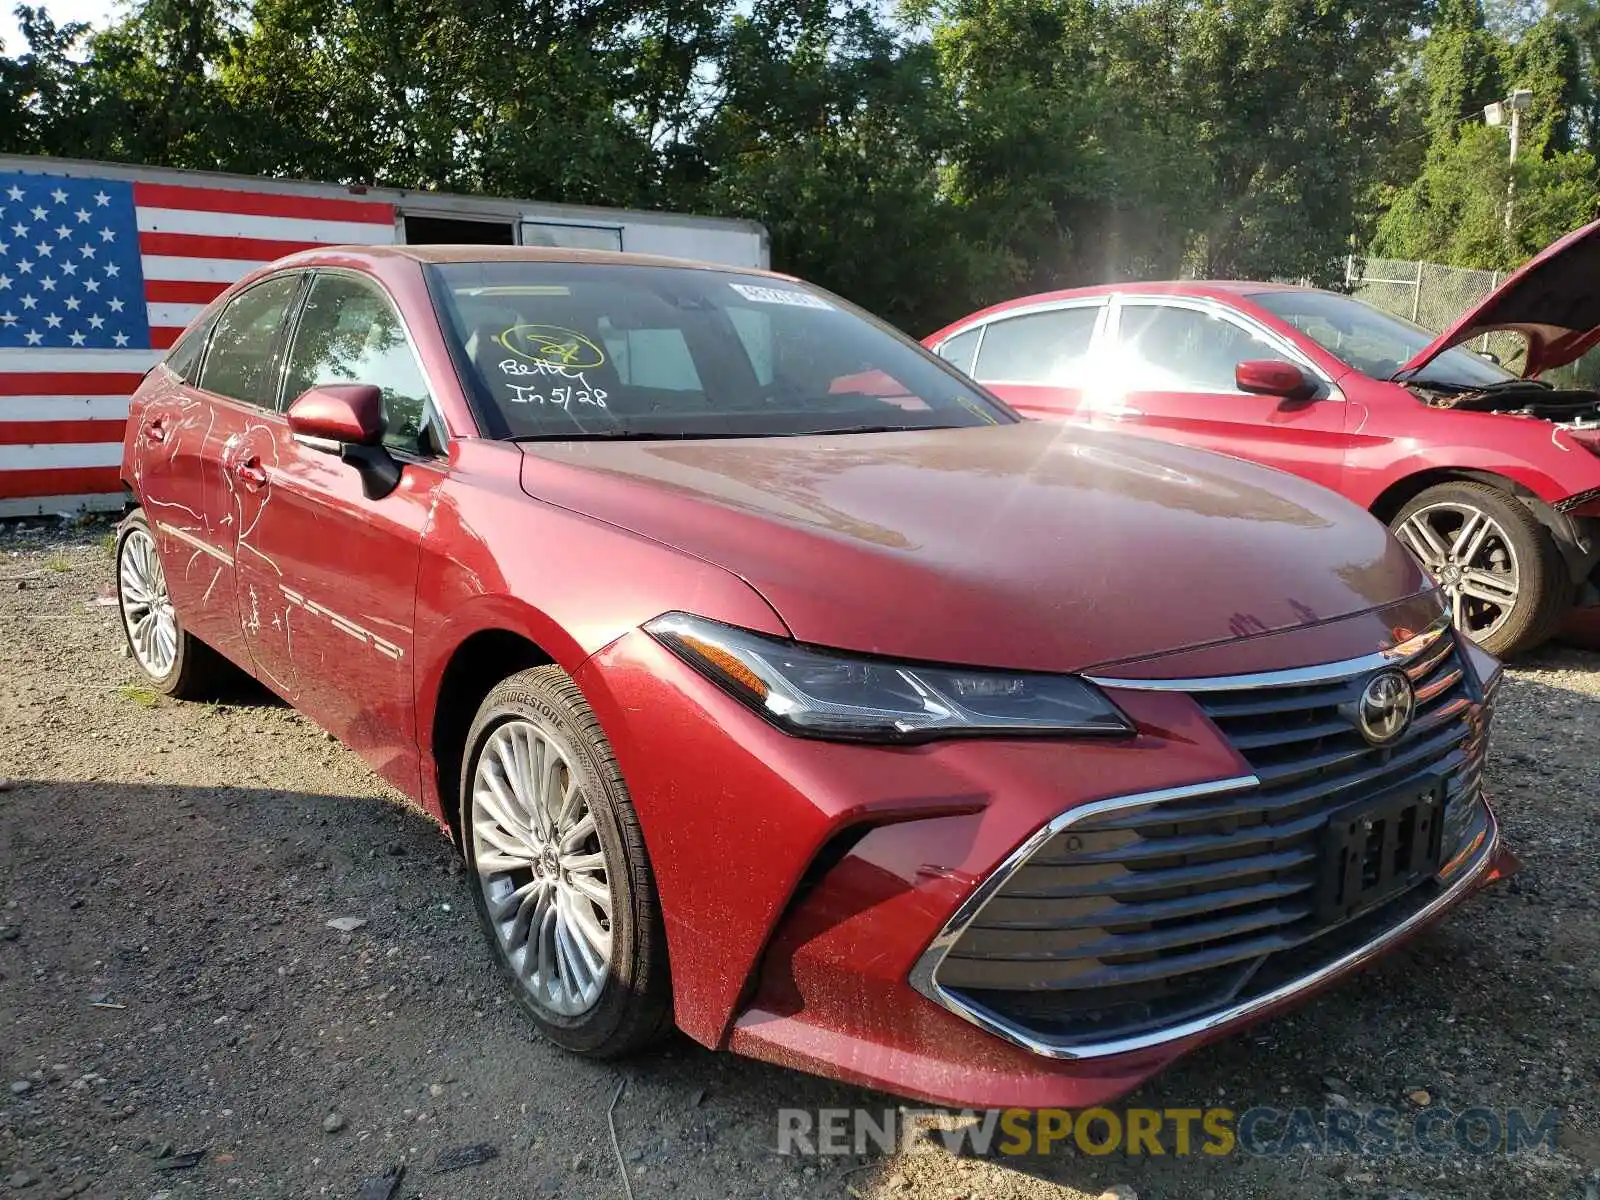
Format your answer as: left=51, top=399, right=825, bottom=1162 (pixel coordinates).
left=0, top=168, right=397, bottom=515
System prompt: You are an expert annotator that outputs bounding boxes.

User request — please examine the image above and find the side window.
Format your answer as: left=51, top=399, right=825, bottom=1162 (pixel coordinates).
left=197, top=275, right=302, bottom=406
left=973, top=306, right=1100, bottom=385
left=936, top=327, right=981, bottom=375
left=1117, top=304, right=1291, bottom=393
left=283, top=273, right=435, bottom=454
left=164, top=315, right=215, bottom=384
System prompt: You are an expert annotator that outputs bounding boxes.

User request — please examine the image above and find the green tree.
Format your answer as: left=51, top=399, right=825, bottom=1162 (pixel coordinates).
left=685, top=1, right=1013, bottom=332
left=0, top=7, right=95, bottom=156
left=1375, top=6, right=1600, bottom=268
left=1422, top=0, right=1504, bottom=141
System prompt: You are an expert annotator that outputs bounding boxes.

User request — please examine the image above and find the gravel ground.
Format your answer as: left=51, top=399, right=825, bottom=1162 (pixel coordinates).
left=1, top=516, right=1598, bottom=1200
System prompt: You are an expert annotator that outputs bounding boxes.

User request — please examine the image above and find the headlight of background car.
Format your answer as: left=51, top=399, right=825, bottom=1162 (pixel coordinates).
left=645, top=613, right=1133, bottom=742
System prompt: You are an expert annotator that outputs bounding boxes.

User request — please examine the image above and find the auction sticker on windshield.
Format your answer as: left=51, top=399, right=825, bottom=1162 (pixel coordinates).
left=730, top=283, right=833, bottom=309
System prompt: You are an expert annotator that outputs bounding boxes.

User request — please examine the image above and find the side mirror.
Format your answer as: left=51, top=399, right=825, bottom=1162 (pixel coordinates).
left=286, top=384, right=400, bottom=500
left=1236, top=359, right=1318, bottom=403
left=287, top=384, right=383, bottom=446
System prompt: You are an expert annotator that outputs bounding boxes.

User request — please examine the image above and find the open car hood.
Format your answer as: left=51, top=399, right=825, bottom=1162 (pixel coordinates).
left=1398, top=215, right=1600, bottom=379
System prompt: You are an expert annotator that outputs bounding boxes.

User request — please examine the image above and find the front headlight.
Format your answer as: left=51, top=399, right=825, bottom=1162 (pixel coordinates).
left=645, top=613, right=1134, bottom=742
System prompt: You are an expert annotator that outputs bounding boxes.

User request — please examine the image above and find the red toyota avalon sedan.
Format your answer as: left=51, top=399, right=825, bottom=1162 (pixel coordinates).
left=116, top=245, right=1512, bottom=1109
left=926, top=219, right=1600, bottom=658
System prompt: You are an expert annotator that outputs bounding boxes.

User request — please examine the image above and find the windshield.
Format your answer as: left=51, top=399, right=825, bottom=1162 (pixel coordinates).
left=1251, top=289, right=1518, bottom=390
left=428, top=262, right=1012, bottom=439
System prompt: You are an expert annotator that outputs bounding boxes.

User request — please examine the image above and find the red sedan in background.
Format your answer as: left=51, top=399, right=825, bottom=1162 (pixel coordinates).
left=116, top=245, right=1511, bottom=1109
left=926, top=219, right=1600, bottom=656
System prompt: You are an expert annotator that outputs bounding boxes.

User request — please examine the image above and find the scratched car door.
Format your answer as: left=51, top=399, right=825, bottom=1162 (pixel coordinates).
left=142, top=273, right=303, bottom=671
left=231, top=270, right=447, bottom=796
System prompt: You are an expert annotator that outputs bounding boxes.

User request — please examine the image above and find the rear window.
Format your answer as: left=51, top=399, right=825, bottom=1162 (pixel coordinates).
left=427, top=262, right=1011, bottom=439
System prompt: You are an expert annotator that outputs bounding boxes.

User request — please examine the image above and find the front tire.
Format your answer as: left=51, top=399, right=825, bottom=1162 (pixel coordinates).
left=115, top=508, right=228, bottom=699
left=1390, top=481, right=1569, bottom=657
left=460, top=666, right=672, bottom=1056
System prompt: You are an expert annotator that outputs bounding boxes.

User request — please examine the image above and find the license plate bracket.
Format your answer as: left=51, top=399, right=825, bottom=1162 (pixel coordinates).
left=1316, top=779, right=1446, bottom=923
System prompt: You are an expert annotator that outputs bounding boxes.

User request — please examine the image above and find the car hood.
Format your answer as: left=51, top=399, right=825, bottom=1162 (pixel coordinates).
left=1398, top=215, right=1600, bottom=379
left=517, top=423, right=1429, bottom=674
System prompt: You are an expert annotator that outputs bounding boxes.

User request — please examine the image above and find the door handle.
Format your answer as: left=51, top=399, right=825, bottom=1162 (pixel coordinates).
left=142, top=420, right=166, bottom=445
left=233, top=459, right=269, bottom=489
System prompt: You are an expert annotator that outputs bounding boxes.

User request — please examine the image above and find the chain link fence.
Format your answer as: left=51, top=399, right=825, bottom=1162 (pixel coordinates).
left=1345, top=256, right=1529, bottom=369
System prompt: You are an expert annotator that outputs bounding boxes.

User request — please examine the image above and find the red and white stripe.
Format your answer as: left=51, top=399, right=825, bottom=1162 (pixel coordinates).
left=0, top=180, right=395, bottom=516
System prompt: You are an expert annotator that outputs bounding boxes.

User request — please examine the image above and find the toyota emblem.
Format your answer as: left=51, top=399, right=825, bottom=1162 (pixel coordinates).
left=1351, top=669, right=1415, bottom=746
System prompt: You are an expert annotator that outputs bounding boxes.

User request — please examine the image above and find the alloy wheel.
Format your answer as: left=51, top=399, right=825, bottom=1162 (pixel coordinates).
left=119, top=527, right=179, bottom=678
left=470, top=718, right=614, bottom=1017
left=1394, top=502, right=1520, bottom=643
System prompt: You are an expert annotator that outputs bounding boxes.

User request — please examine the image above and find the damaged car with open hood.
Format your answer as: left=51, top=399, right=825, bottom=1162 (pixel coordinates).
left=926, top=215, right=1600, bottom=656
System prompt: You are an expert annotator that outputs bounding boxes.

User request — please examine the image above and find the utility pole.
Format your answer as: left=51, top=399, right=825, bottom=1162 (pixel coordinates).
left=1485, top=89, right=1535, bottom=234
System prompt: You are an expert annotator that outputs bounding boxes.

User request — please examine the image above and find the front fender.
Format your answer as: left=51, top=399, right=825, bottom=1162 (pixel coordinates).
left=1347, top=412, right=1600, bottom=511
left=411, top=463, right=786, bottom=816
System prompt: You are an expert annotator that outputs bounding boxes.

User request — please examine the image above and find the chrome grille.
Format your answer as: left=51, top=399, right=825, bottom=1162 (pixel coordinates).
left=920, top=621, right=1495, bottom=1053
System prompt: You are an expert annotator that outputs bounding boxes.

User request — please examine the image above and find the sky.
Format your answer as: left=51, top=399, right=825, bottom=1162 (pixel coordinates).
left=2, top=0, right=120, bottom=56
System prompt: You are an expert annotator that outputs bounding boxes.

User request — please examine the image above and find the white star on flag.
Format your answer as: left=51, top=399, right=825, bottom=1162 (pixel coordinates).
left=1, top=166, right=398, bottom=512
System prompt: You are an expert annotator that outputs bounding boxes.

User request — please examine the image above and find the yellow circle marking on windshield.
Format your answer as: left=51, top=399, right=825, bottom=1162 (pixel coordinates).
left=496, top=325, right=607, bottom=368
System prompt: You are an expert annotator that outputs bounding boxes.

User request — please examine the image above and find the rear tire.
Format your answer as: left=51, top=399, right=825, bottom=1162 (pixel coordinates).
left=115, top=508, right=229, bottom=699
left=1390, top=481, right=1569, bottom=657
left=460, top=665, right=672, bottom=1057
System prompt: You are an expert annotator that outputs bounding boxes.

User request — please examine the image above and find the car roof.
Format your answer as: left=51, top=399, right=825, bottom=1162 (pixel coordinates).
left=925, top=279, right=1328, bottom=343
left=994, top=279, right=1317, bottom=304
left=295, top=243, right=791, bottom=276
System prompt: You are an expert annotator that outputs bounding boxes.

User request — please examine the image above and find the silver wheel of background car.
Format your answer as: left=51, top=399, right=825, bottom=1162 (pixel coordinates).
left=469, top=717, right=613, bottom=1018
left=1395, top=501, right=1520, bottom=643
left=118, top=527, right=179, bottom=678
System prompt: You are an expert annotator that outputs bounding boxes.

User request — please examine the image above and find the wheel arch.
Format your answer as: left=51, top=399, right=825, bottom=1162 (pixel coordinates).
left=426, top=626, right=558, bottom=844
left=1369, top=467, right=1596, bottom=585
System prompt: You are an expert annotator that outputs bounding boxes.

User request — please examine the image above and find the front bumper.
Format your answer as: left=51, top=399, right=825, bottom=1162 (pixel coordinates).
left=576, top=594, right=1511, bottom=1110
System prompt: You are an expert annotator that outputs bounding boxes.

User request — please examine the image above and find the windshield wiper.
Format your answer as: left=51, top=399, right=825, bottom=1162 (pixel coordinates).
left=1473, top=378, right=1551, bottom=391
left=509, top=429, right=763, bottom=442
left=509, top=424, right=932, bottom=442
left=785, top=424, right=923, bottom=436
